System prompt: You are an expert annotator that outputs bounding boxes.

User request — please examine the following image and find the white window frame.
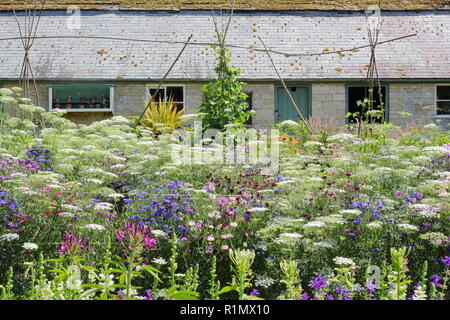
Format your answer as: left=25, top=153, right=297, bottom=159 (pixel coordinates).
left=48, top=85, right=114, bottom=113
left=436, top=84, right=450, bottom=118
left=145, top=84, right=185, bottom=108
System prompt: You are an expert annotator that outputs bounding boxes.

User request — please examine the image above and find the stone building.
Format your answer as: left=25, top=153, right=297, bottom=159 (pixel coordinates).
left=0, top=0, right=449, bottom=127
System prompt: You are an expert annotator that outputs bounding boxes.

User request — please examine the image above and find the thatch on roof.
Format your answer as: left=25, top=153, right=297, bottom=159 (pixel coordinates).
left=0, top=0, right=448, bottom=11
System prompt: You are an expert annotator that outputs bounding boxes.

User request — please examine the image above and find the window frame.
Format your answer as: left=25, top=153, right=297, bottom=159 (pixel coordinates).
left=436, top=84, right=450, bottom=118
left=345, top=84, right=389, bottom=123
left=48, top=84, right=114, bottom=112
left=145, top=84, right=186, bottom=109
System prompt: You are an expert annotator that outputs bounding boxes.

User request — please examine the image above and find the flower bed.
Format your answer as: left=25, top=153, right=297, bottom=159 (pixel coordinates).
left=0, top=87, right=449, bottom=300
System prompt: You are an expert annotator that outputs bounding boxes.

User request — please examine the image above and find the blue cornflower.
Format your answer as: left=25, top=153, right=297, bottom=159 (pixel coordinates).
left=353, top=217, right=362, bottom=224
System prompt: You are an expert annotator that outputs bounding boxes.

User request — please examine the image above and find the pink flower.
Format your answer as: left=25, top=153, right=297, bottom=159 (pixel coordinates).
left=221, top=245, right=229, bottom=251
left=144, top=237, right=157, bottom=249
left=116, top=230, right=125, bottom=242
left=207, top=234, right=215, bottom=242
left=206, top=246, right=214, bottom=254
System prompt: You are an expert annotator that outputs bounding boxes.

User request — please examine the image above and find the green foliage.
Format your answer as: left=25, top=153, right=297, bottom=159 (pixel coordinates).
left=219, top=249, right=261, bottom=300
left=279, top=260, right=303, bottom=300
left=199, top=45, right=255, bottom=131
left=140, top=96, right=190, bottom=135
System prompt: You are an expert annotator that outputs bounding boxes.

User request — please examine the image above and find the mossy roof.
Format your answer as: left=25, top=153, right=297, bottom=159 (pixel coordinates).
left=0, top=0, right=448, bottom=11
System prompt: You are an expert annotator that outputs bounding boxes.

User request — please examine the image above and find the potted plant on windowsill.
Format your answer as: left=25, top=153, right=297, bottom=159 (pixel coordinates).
left=78, top=97, right=86, bottom=109
left=66, top=96, right=73, bottom=109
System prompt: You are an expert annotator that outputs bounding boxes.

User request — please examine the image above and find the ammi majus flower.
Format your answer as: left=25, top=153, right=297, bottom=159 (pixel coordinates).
left=333, top=257, right=356, bottom=268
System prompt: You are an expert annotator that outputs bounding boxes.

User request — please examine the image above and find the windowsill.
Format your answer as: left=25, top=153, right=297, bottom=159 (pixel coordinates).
left=51, top=108, right=113, bottom=113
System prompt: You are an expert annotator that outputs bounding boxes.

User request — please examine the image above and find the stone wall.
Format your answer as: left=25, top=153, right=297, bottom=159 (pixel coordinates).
left=388, top=83, right=449, bottom=127
left=3, top=81, right=448, bottom=128
left=311, top=83, right=346, bottom=127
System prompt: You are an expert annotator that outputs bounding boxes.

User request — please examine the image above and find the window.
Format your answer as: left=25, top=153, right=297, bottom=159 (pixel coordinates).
left=147, top=85, right=184, bottom=111
left=347, top=86, right=387, bottom=123
left=436, top=85, right=450, bottom=116
left=49, top=84, right=114, bottom=112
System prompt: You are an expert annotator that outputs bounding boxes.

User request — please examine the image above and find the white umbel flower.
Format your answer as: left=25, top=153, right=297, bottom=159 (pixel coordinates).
left=247, top=207, right=269, bottom=212
left=152, top=258, right=167, bottom=265
left=303, top=221, right=326, bottom=228
left=22, top=242, right=39, bottom=250
left=333, top=257, right=356, bottom=267
left=85, top=224, right=106, bottom=231
left=0, top=233, right=19, bottom=242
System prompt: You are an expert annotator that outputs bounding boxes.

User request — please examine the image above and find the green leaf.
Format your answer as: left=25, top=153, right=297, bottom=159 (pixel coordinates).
left=217, top=285, right=234, bottom=295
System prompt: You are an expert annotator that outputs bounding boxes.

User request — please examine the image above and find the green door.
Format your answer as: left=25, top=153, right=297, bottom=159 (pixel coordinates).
left=275, top=86, right=310, bottom=123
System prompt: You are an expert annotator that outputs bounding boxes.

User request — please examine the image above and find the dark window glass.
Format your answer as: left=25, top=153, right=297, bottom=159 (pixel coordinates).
left=173, top=103, right=184, bottom=112
left=51, top=85, right=111, bottom=110
left=166, top=86, right=184, bottom=102
left=348, top=86, right=386, bottom=123
left=149, top=88, right=165, bottom=102
left=437, top=101, right=450, bottom=115
left=437, top=86, right=450, bottom=100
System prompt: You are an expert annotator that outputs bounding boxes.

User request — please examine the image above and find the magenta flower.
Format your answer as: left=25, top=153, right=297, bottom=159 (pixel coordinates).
left=116, top=222, right=156, bottom=251
left=59, top=231, right=90, bottom=256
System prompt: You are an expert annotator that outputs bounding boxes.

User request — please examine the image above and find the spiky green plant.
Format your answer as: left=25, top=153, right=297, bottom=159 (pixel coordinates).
left=140, top=96, right=190, bottom=135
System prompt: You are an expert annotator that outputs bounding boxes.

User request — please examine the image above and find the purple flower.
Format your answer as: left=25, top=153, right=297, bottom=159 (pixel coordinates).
left=310, top=274, right=327, bottom=290
left=144, top=289, right=154, bottom=300
left=300, top=293, right=309, bottom=300
left=440, top=256, right=450, bottom=268
left=250, top=289, right=260, bottom=297
left=431, top=275, right=442, bottom=287
left=336, top=286, right=353, bottom=300
left=404, top=195, right=413, bottom=202
left=365, top=283, right=377, bottom=293
left=123, top=198, right=133, bottom=204
left=353, top=217, right=362, bottom=224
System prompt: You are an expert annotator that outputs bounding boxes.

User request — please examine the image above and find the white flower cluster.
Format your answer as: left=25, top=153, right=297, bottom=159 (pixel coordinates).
left=303, top=221, right=326, bottom=228
left=84, top=224, right=106, bottom=231
left=397, top=223, right=419, bottom=231
left=22, top=242, right=38, bottom=250
left=0, top=233, right=19, bottom=242
left=247, top=207, right=269, bottom=212
left=327, top=133, right=355, bottom=142
left=152, top=258, right=167, bottom=265
left=255, top=275, right=275, bottom=288
left=253, top=242, right=268, bottom=252
left=333, top=257, right=356, bottom=267
left=152, top=230, right=166, bottom=237
left=304, top=141, right=323, bottom=147
left=366, top=221, right=383, bottom=229
left=94, top=202, right=114, bottom=211
left=339, top=209, right=362, bottom=216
